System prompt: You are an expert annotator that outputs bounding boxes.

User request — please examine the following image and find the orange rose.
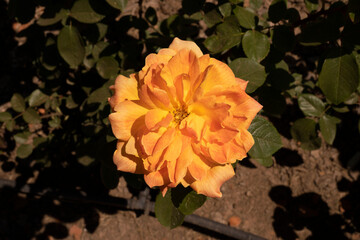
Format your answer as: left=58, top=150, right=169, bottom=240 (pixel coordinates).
left=109, top=38, right=262, bottom=197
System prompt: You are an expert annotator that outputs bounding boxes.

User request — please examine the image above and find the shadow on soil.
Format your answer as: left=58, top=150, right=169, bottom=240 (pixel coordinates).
left=269, top=185, right=349, bottom=240
left=0, top=161, right=122, bottom=239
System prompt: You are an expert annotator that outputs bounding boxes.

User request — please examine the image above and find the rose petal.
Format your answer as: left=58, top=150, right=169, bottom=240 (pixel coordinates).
left=199, top=58, right=238, bottom=93
left=144, top=165, right=170, bottom=188
left=180, top=113, right=206, bottom=141
left=191, top=164, right=235, bottom=198
left=113, top=139, right=145, bottom=174
left=145, top=109, right=172, bottom=131
left=109, top=101, right=148, bottom=141
left=109, top=75, right=139, bottom=110
left=169, top=37, right=203, bottom=57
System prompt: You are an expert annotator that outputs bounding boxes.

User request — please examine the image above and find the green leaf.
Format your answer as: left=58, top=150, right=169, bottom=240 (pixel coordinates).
left=49, top=117, right=61, bottom=128
left=290, top=118, right=321, bottom=150
left=248, top=116, right=282, bottom=158
left=171, top=186, right=207, bottom=215
left=219, top=3, right=232, bottom=17
left=354, top=52, right=360, bottom=92
left=106, top=0, right=128, bottom=10
left=203, top=9, right=222, bottom=28
left=155, top=191, right=185, bottom=229
left=255, top=156, right=273, bottom=167
left=37, top=8, right=68, bottom=26
left=268, top=0, right=287, bottom=23
left=319, top=114, right=340, bottom=145
left=250, top=0, right=263, bottom=10
left=16, top=144, right=33, bottom=159
left=332, top=106, right=349, bottom=113
left=0, top=112, right=12, bottom=122
left=318, top=53, right=359, bottom=105
left=96, top=56, right=119, bottom=79
left=87, top=84, right=111, bottom=104
left=23, top=108, right=41, bottom=124
left=70, top=0, right=105, bottom=23
left=344, top=92, right=359, bottom=105
left=78, top=155, right=95, bottom=166
left=305, top=0, right=318, bottom=13
left=57, top=25, right=85, bottom=68
left=14, top=132, right=31, bottom=144
left=5, top=120, right=14, bottom=132
left=11, top=93, right=26, bottom=112
left=29, top=89, right=49, bottom=107
left=66, top=96, right=79, bottom=109
left=33, top=137, right=47, bottom=147
left=229, top=58, right=266, bottom=93
left=298, top=94, right=325, bottom=117
left=242, top=30, right=270, bottom=62
left=204, top=16, right=242, bottom=54
left=233, top=6, right=257, bottom=29
left=100, top=163, right=119, bottom=189
left=92, top=41, right=109, bottom=60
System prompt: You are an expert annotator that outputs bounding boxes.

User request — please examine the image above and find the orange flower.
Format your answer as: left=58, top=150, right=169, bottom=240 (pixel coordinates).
left=108, top=38, right=262, bottom=197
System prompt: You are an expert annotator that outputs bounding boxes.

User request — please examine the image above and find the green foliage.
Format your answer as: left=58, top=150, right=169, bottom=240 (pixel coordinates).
left=155, top=191, right=185, bottom=229
left=0, top=112, right=12, bottom=122
left=319, top=115, right=341, bottom=145
left=233, top=6, right=257, bottom=29
left=105, top=0, right=128, bottom=10
left=248, top=116, right=282, bottom=159
left=204, top=16, right=242, bottom=54
left=255, top=156, right=274, bottom=167
left=242, top=30, right=270, bottom=62
left=229, top=58, right=266, bottom=93
left=298, top=94, right=325, bottom=117
left=96, top=57, right=119, bottom=79
left=16, top=144, right=33, bottom=159
left=70, top=0, right=105, bottom=24
left=155, top=187, right=206, bottom=229
left=11, top=93, right=26, bottom=112
left=57, top=25, right=85, bottom=68
left=318, top=53, right=359, bottom=105
left=291, top=118, right=321, bottom=150
left=29, top=90, right=49, bottom=107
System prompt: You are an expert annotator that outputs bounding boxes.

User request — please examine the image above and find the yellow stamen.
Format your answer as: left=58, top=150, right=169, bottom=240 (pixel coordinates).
left=172, top=107, right=189, bottom=124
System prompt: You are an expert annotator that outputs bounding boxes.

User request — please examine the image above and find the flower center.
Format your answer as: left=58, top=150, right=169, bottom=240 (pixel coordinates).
left=172, top=107, right=189, bottom=124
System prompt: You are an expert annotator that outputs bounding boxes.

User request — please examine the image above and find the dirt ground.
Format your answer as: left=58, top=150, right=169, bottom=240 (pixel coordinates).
left=4, top=135, right=354, bottom=240
left=1, top=0, right=360, bottom=240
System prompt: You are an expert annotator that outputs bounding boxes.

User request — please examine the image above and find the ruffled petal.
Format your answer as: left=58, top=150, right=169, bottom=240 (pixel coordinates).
left=180, top=113, right=206, bottom=141
left=144, top=166, right=170, bottom=188
left=169, top=37, right=203, bottom=57
left=190, top=164, right=235, bottom=198
left=109, top=101, right=148, bottom=141
left=232, top=97, right=263, bottom=128
left=187, top=150, right=212, bottom=181
left=109, top=74, right=139, bottom=110
left=113, top=139, right=145, bottom=174
left=199, top=58, right=238, bottom=93
left=145, top=108, right=172, bottom=131
left=160, top=48, right=199, bottom=92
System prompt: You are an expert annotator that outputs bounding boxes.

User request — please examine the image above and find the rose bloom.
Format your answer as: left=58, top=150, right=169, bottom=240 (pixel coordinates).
left=108, top=38, right=262, bottom=198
